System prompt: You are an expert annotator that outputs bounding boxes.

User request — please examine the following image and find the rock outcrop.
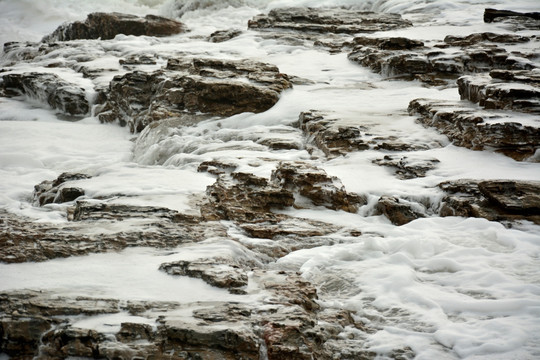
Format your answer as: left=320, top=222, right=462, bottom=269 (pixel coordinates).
left=408, top=98, right=539, bottom=161
left=248, top=7, right=412, bottom=34
left=33, top=172, right=90, bottom=206
left=42, top=12, right=186, bottom=42
left=372, top=155, right=440, bottom=179
left=375, top=196, right=425, bottom=226
left=97, top=58, right=291, bottom=132
left=0, top=73, right=89, bottom=115
left=439, top=180, right=540, bottom=224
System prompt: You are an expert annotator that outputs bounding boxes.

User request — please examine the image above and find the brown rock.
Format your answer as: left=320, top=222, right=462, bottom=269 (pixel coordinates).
left=373, top=155, right=439, bottom=179
left=42, top=12, right=186, bottom=42
left=33, top=172, right=90, bottom=206
left=375, top=196, right=425, bottom=226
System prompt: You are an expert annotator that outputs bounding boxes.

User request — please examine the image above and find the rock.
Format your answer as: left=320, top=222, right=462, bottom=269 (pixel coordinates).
left=97, top=58, right=291, bottom=132
left=299, top=110, right=369, bottom=157
left=160, top=259, right=248, bottom=292
left=248, top=7, right=412, bottom=34
left=348, top=33, right=537, bottom=84
left=201, top=172, right=295, bottom=223
left=375, top=196, right=425, bottom=226
left=272, top=161, right=366, bottom=213
left=33, top=172, right=90, bottom=206
left=457, top=72, right=540, bottom=114
left=0, top=72, right=89, bottom=116
left=372, top=155, right=440, bottom=179
left=408, top=98, right=540, bottom=161
left=208, top=29, right=242, bottom=42
left=439, top=179, right=540, bottom=224
left=484, top=8, right=540, bottom=23
left=42, top=12, right=186, bottom=42
left=239, top=217, right=339, bottom=240
left=0, top=317, right=52, bottom=358
left=119, top=54, right=157, bottom=67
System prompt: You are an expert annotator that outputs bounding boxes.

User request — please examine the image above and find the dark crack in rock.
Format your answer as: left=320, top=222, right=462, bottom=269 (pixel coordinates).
left=42, top=12, right=187, bottom=42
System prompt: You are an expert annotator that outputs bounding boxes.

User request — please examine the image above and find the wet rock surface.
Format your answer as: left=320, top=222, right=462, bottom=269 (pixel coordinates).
left=408, top=98, right=539, bottom=161
left=42, top=12, right=186, bottom=42
left=375, top=196, right=426, bottom=226
left=373, top=155, right=440, bottom=179
left=248, top=7, right=412, bottom=34
left=0, top=72, right=89, bottom=115
left=97, top=57, right=291, bottom=132
left=33, top=172, right=90, bottom=206
left=439, top=180, right=540, bottom=224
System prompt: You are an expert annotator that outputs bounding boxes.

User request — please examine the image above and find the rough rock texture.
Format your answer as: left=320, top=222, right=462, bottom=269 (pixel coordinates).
left=0, top=207, right=226, bottom=263
left=439, top=180, right=540, bottom=224
left=0, top=269, right=357, bottom=360
left=375, top=196, right=425, bottom=226
left=97, top=58, right=291, bottom=132
left=42, top=12, right=186, bottom=42
left=272, top=161, right=366, bottom=212
left=408, top=98, right=540, bottom=161
left=372, top=155, right=440, bottom=179
left=160, top=259, right=249, bottom=293
left=457, top=71, right=540, bottom=114
left=33, top=172, right=90, bottom=206
left=348, top=32, right=536, bottom=84
left=484, top=8, right=540, bottom=26
left=248, top=7, right=412, bottom=34
left=209, top=29, right=242, bottom=43
left=0, top=72, right=89, bottom=115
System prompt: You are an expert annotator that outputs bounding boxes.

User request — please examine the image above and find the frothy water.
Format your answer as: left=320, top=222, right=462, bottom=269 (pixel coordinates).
left=1, top=0, right=539, bottom=358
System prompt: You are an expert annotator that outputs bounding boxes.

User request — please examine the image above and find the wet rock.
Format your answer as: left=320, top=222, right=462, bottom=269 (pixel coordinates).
left=0, top=72, right=89, bottom=115
left=42, top=12, right=186, bottom=42
left=116, top=322, right=155, bottom=342
left=375, top=196, right=425, bottom=226
left=299, top=110, right=369, bottom=157
left=372, top=155, right=440, bottom=179
left=439, top=179, right=540, bottom=224
left=408, top=98, right=540, bottom=161
left=209, top=29, right=242, bottom=42
left=239, top=217, right=339, bottom=239
left=160, top=259, right=248, bottom=292
left=457, top=72, right=540, bottom=114
left=443, top=32, right=530, bottom=46
left=97, top=58, right=291, bottom=132
left=248, top=7, right=412, bottom=34
left=201, top=172, right=294, bottom=223
left=348, top=33, right=536, bottom=83
left=119, top=54, right=157, bottom=67
left=484, top=8, right=540, bottom=23
left=0, top=317, right=52, bottom=358
left=272, top=161, right=366, bottom=213
left=197, top=160, right=238, bottom=175
left=33, top=172, right=90, bottom=206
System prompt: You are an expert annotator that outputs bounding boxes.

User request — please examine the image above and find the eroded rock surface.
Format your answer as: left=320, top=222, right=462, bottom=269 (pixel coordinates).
left=42, top=12, right=186, bottom=42
left=373, top=155, right=440, bottom=179
left=375, top=196, right=425, bottom=226
left=33, top=172, right=90, bottom=206
left=248, top=7, right=412, bottom=34
left=408, top=98, right=539, bottom=161
left=97, top=58, right=291, bottom=132
left=0, top=72, right=89, bottom=115
left=439, top=179, right=540, bottom=224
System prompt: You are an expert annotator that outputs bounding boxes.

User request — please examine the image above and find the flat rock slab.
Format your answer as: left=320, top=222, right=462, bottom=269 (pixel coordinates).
left=408, top=98, right=540, bottom=161
left=42, top=12, right=187, bottom=42
left=248, top=7, right=412, bottom=34
left=458, top=71, right=540, bottom=114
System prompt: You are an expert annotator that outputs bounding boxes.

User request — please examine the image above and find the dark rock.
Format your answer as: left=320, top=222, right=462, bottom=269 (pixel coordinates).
left=348, top=33, right=537, bottom=84
left=209, top=29, right=242, bottom=43
left=439, top=179, right=540, bottom=224
left=201, top=172, right=295, bottom=223
left=197, top=160, right=238, bottom=175
left=0, top=317, right=51, bottom=358
left=160, top=259, right=248, bottom=292
left=299, top=110, right=369, bottom=157
left=373, top=155, right=440, bottom=179
left=119, top=54, right=157, bottom=66
left=33, top=172, right=90, bottom=206
left=97, top=58, right=291, bottom=132
left=116, top=323, right=155, bottom=342
left=375, top=196, right=425, bottom=225
left=457, top=72, right=540, bottom=114
left=0, top=72, right=89, bottom=115
left=42, top=12, right=186, bottom=42
left=408, top=98, right=539, bottom=161
left=484, top=8, right=540, bottom=23
left=444, top=32, right=530, bottom=46
left=248, top=7, right=412, bottom=34
left=272, top=161, right=366, bottom=213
